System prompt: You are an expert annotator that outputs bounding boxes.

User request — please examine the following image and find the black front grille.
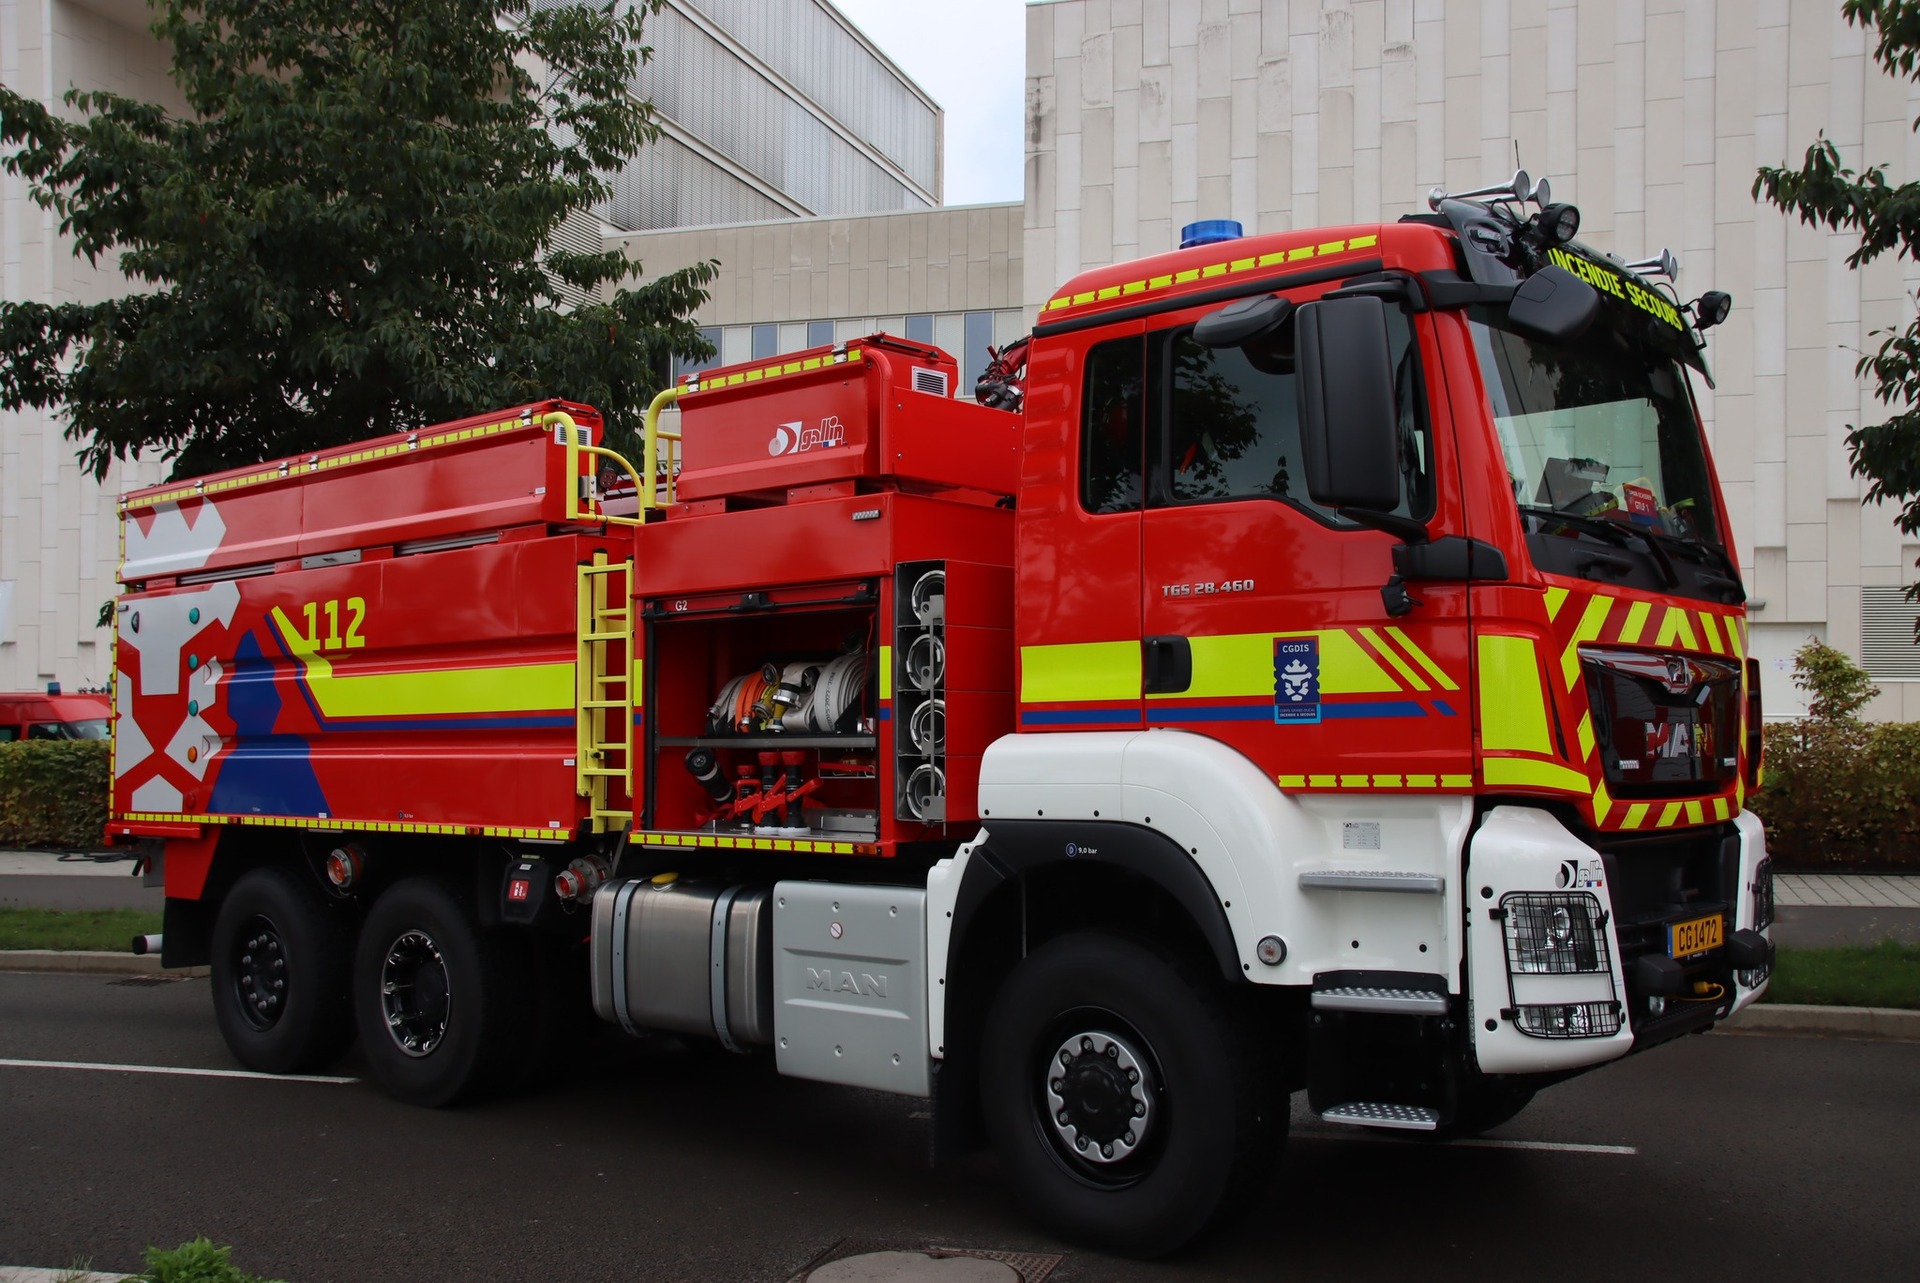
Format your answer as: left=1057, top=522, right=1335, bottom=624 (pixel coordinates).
left=1600, top=827, right=1742, bottom=1041
left=1581, top=646, right=1741, bottom=797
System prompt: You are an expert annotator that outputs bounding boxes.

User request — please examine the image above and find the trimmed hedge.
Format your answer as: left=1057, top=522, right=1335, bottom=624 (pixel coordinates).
left=1749, top=719, right=1920, bottom=871
left=0, top=739, right=110, bottom=847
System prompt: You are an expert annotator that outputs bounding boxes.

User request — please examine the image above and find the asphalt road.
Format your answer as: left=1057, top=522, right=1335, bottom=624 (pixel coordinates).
left=1, top=971, right=1916, bottom=1282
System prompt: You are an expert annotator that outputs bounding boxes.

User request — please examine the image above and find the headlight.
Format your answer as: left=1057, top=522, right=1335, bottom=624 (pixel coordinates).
left=1501, top=892, right=1609, bottom=974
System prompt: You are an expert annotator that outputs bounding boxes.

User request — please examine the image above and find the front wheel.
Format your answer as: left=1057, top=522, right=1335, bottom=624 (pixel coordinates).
left=353, top=877, right=528, bottom=1107
left=978, top=932, right=1281, bottom=1256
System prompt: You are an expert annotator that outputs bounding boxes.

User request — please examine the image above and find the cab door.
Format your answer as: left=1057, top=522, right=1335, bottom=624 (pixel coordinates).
left=1138, top=295, right=1475, bottom=793
left=1013, top=321, right=1148, bottom=731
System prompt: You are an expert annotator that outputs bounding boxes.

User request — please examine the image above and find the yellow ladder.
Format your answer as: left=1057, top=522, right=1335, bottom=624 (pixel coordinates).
left=576, top=552, right=635, bottom=832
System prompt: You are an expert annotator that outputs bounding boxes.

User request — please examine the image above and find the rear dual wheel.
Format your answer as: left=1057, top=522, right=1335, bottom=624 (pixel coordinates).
left=352, top=877, right=530, bottom=1107
left=210, top=867, right=354, bottom=1074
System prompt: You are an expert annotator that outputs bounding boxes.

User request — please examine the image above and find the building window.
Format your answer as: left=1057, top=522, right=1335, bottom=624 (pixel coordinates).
left=1080, top=336, right=1145, bottom=516
left=1861, top=586, right=1920, bottom=680
left=808, top=320, right=835, bottom=348
left=905, top=313, right=934, bottom=345
left=963, top=311, right=995, bottom=398
left=751, top=323, right=778, bottom=360
left=673, top=327, right=723, bottom=379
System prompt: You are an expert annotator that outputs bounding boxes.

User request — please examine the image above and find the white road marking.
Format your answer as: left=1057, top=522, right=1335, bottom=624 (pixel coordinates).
left=0, top=1057, right=356, bottom=1084
left=1292, top=1126, right=1635, bottom=1155
left=1446, top=1137, right=1637, bottom=1155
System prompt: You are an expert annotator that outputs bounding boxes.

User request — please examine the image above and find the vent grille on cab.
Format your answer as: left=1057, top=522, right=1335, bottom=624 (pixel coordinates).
left=911, top=367, right=949, bottom=397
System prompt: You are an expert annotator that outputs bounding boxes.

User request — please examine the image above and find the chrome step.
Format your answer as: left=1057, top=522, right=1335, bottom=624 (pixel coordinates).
left=1319, top=1102, right=1440, bottom=1132
left=1311, top=986, right=1449, bottom=1015
left=1298, top=869, right=1445, bottom=894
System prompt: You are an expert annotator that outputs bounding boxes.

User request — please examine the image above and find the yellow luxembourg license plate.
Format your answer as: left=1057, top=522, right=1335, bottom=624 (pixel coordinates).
left=1668, top=913, right=1724, bottom=959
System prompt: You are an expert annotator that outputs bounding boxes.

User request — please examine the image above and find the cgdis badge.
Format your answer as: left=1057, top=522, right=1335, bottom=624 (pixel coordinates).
left=1273, top=637, right=1321, bottom=724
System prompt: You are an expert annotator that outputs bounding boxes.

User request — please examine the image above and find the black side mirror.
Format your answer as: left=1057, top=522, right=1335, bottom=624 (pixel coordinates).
left=1507, top=263, right=1600, bottom=343
left=1296, top=295, right=1401, bottom=513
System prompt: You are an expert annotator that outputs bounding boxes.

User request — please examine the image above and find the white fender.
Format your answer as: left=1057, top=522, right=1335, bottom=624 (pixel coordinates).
left=975, top=730, right=1471, bottom=990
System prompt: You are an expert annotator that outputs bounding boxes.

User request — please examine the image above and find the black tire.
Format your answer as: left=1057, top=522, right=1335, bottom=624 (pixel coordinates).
left=353, top=877, right=529, bottom=1108
left=1433, top=1083, right=1535, bottom=1140
left=978, top=932, right=1282, bottom=1256
left=209, top=866, right=355, bottom=1074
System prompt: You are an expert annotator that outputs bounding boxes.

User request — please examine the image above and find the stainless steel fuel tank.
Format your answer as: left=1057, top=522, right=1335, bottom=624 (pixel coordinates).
left=590, top=879, right=774, bottom=1049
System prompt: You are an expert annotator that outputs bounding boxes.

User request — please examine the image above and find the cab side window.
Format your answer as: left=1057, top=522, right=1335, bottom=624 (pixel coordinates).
left=1079, top=336, right=1146, bottom=515
left=26, top=723, right=63, bottom=740
left=1148, top=304, right=1434, bottom=522
left=0, top=727, right=18, bottom=742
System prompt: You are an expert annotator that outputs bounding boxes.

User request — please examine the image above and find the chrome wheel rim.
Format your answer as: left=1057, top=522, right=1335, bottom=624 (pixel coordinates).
left=379, top=929, right=450, bottom=1057
left=1043, top=1027, right=1156, bottom=1166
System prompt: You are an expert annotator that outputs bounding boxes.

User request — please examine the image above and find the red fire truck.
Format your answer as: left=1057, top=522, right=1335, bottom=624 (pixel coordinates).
left=111, top=175, right=1772, bottom=1254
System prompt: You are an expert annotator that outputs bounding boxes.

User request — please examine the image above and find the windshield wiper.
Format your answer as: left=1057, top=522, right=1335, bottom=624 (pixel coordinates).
left=1645, top=531, right=1746, bottom=603
left=1517, top=504, right=1682, bottom=589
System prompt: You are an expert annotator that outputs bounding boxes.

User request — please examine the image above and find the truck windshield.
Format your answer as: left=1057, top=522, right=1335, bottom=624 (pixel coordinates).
left=1470, top=311, right=1736, bottom=600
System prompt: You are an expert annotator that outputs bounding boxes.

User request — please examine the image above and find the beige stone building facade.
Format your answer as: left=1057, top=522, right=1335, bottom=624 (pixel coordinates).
left=7, top=0, right=1920, bottom=723
left=1022, top=0, right=1920, bottom=719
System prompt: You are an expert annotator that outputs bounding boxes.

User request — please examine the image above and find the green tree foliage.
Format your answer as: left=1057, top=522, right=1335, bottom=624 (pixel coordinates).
left=0, top=0, right=715, bottom=479
left=1790, top=636, right=1881, bottom=722
left=1750, top=638, right=1920, bottom=869
left=1755, top=0, right=1920, bottom=626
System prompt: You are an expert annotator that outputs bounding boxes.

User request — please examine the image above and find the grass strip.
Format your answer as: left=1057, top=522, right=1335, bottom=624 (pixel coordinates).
left=1763, top=939, right=1920, bottom=1009
left=0, top=906, right=164, bottom=952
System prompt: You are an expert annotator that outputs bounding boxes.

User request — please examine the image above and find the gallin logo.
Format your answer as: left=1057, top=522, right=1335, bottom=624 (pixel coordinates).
left=768, top=415, right=847, bottom=456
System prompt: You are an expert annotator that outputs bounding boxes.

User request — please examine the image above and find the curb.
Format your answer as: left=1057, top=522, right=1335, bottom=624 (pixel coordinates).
left=0, top=950, right=206, bottom=978
left=1718, top=1002, right=1920, bottom=1041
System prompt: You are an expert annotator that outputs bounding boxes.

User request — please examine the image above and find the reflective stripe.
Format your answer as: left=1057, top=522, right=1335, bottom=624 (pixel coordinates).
left=1277, top=772, right=1471, bottom=791
left=1021, top=641, right=1140, bottom=703
left=1544, top=586, right=1570, bottom=621
left=1477, top=635, right=1553, bottom=755
left=1360, top=626, right=1428, bottom=691
left=1592, top=780, right=1613, bottom=824
left=1623, top=803, right=1650, bottom=829
left=1386, top=627, right=1461, bottom=691
left=1654, top=606, right=1700, bottom=650
left=1041, top=233, right=1381, bottom=314
left=1482, top=757, right=1593, bottom=794
left=878, top=644, right=893, bottom=700
left=1575, top=712, right=1595, bottom=760
left=1617, top=600, right=1653, bottom=645
left=270, top=608, right=573, bottom=719
left=1698, top=612, right=1725, bottom=654
left=1560, top=595, right=1615, bottom=691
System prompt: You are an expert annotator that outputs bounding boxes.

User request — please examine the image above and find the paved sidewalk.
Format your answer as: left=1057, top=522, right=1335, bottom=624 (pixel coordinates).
left=1776, top=873, right=1920, bottom=909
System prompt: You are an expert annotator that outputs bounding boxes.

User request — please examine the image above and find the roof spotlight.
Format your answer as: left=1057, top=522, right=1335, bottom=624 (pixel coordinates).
left=1535, top=202, right=1581, bottom=245
left=1690, top=290, right=1734, bottom=329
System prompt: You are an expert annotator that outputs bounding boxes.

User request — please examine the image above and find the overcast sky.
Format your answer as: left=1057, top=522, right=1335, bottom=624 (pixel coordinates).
left=831, top=0, right=1027, bottom=206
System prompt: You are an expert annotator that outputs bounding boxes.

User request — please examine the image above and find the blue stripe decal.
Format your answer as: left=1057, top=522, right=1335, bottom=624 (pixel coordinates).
left=1146, top=705, right=1274, bottom=723
left=878, top=707, right=892, bottom=722
left=1432, top=699, right=1457, bottom=717
left=1020, top=707, right=1140, bottom=726
left=1322, top=701, right=1427, bottom=720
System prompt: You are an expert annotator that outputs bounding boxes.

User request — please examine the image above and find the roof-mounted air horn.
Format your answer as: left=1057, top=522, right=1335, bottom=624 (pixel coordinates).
left=1623, top=249, right=1680, bottom=281
left=1427, top=169, right=1551, bottom=211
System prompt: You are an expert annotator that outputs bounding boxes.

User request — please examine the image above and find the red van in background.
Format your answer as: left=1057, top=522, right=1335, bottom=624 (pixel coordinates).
left=0, top=689, right=111, bottom=742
